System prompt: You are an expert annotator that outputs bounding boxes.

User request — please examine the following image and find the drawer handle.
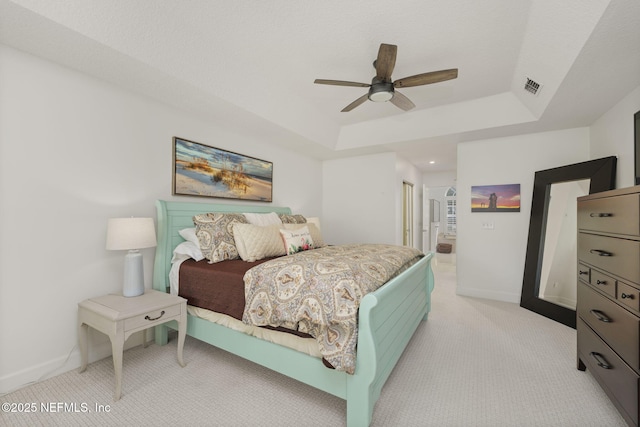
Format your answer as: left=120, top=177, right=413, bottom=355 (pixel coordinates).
left=579, top=270, right=589, bottom=276
left=589, top=249, right=613, bottom=257
left=589, top=213, right=613, bottom=218
left=590, top=352, right=612, bottom=369
left=145, top=310, right=166, bottom=321
left=621, top=293, right=635, bottom=300
left=595, top=279, right=607, bottom=286
left=589, top=309, right=612, bottom=323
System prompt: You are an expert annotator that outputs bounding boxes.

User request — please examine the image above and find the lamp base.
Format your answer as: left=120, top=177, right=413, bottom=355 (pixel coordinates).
left=123, top=250, right=145, bottom=297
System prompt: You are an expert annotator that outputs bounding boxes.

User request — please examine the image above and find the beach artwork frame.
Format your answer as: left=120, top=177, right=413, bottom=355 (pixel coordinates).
left=471, top=183, right=521, bottom=212
left=173, top=137, right=273, bottom=202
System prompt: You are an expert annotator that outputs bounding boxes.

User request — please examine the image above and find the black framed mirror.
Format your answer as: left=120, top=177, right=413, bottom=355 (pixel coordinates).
left=520, top=156, right=617, bottom=328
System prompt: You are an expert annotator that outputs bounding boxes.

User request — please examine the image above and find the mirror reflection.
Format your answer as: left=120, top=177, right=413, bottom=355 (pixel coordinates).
left=537, top=179, right=590, bottom=309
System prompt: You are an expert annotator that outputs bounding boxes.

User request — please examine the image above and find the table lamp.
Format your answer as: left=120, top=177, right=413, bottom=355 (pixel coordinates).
left=106, top=217, right=157, bottom=297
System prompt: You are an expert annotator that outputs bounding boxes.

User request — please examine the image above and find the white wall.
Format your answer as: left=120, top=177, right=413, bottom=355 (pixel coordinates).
left=0, top=45, right=322, bottom=393
left=452, top=84, right=639, bottom=305
left=591, top=85, right=640, bottom=188
left=456, top=128, right=590, bottom=302
left=423, top=170, right=457, bottom=189
left=322, top=152, right=423, bottom=249
left=322, top=153, right=397, bottom=245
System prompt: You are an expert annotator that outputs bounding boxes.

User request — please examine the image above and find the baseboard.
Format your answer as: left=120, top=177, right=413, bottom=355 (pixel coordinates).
left=0, top=340, right=108, bottom=395
left=456, top=286, right=521, bottom=304
left=540, top=295, right=576, bottom=310
left=0, top=332, right=148, bottom=395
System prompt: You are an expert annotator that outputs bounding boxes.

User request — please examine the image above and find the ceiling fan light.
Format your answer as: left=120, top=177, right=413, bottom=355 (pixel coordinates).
left=368, top=82, right=394, bottom=102
left=369, top=91, right=393, bottom=102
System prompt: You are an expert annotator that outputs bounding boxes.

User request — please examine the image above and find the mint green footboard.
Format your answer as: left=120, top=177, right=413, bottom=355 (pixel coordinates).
left=153, top=200, right=434, bottom=427
left=346, top=253, right=433, bottom=426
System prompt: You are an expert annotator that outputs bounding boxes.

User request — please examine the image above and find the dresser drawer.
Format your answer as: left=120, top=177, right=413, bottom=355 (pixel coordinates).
left=577, top=263, right=590, bottom=284
left=578, top=193, right=640, bottom=236
left=578, top=318, right=639, bottom=426
left=619, top=281, right=640, bottom=313
left=124, top=304, right=182, bottom=332
left=577, top=282, right=640, bottom=373
left=578, top=232, right=640, bottom=285
left=589, top=269, right=617, bottom=299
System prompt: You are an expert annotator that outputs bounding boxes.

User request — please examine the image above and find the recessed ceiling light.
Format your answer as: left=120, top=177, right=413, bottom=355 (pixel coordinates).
left=429, top=161, right=435, bottom=164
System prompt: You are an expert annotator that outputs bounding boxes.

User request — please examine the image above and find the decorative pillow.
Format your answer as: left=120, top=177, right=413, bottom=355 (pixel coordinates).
left=278, top=213, right=307, bottom=224
left=171, top=241, right=204, bottom=262
left=305, top=217, right=321, bottom=231
left=232, top=223, right=287, bottom=262
left=280, top=226, right=315, bottom=255
left=283, top=223, right=324, bottom=247
left=178, top=227, right=199, bottom=245
left=243, top=212, right=282, bottom=226
left=193, top=213, right=248, bottom=263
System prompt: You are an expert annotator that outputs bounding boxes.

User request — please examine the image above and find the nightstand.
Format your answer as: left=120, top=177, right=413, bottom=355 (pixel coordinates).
left=78, top=289, right=187, bottom=400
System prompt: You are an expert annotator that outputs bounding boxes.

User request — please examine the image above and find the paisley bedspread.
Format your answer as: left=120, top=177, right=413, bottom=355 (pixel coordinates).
left=242, top=244, right=423, bottom=374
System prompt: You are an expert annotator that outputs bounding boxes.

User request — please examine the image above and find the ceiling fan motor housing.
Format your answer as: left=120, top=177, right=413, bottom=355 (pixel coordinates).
left=368, top=80, right=394, bottom=102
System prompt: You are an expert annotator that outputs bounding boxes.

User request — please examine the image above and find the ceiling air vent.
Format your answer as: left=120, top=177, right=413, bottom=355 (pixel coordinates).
left=524, top=77, right=542, bottom=95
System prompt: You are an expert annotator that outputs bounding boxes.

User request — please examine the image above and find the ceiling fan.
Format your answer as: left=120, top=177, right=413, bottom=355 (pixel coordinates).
left=314, top=43, right=458, bottom=112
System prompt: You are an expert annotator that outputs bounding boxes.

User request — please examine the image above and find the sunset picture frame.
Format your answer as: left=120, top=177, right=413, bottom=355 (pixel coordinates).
left=173, top=137, right=273, bottom=202
left=471, top=184, right=520, bottom=212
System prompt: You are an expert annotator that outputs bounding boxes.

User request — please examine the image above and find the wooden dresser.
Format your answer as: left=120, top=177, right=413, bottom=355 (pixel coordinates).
left=577, top=185, right=640, bottom=426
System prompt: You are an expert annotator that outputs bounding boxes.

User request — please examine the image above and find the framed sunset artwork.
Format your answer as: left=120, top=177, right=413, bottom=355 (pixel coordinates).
left=471, top=184, right=521, bottom=212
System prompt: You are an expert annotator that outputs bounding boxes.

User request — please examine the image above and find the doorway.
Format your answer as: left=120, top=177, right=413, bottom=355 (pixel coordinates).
left=402, top=181, right=413, bottom=247
left=424, top=186, right=457, bottom=253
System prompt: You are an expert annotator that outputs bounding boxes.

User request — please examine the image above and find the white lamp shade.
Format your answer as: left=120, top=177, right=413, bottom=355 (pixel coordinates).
left=106, top=217, right=157, bottom=250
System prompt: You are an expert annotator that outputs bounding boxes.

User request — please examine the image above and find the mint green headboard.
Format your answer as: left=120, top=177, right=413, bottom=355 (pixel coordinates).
left=153, top=200, right=292, bottom=293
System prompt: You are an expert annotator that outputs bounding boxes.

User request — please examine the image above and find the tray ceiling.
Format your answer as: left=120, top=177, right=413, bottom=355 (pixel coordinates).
left=1, top=0, right=639, bottom=171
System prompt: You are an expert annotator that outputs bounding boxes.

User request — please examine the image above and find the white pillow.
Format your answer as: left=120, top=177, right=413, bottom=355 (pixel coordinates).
left=171, top=241, right=204, bottom=262
left=306, top=217, right=321, bottom=231
left=283, top=223, right=324, bottom=247
left=280, top=226, right=315, bottom=255
left=243, top=212, right=283, bottom=226
left=233, top=223, right=286, bottom=262
left=178, top=227, right=199, bottom=245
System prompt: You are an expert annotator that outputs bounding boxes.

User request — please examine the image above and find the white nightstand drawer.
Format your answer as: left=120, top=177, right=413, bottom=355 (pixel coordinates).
left=124, top=304, right=182, bottom=331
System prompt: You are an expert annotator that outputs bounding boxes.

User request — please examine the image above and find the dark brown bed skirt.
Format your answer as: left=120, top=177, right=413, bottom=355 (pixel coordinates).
left=178, top=257, right=323, bottom=341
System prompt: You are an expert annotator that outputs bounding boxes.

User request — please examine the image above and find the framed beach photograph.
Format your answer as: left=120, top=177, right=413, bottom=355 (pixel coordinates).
left=471, top=183, right=521, bottom=212
left=173, top=137, right=273, bottom=202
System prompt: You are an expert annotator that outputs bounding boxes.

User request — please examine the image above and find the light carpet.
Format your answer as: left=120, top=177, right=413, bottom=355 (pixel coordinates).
left=0, top=253, right=627, bottom=426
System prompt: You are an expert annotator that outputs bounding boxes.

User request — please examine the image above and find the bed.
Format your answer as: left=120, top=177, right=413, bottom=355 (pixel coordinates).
left=152, top=199, right=434, bottom=426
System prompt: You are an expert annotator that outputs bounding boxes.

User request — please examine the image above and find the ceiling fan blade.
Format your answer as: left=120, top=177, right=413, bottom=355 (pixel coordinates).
left=341, top=93, right=369, bottom=112
left=390, top=91, right=415, bottom=111
left=394, top=68, right=458, bottom=88
left=375, top=43, right=397, bottom=81
left=314, top=79, right=370, bottom=87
